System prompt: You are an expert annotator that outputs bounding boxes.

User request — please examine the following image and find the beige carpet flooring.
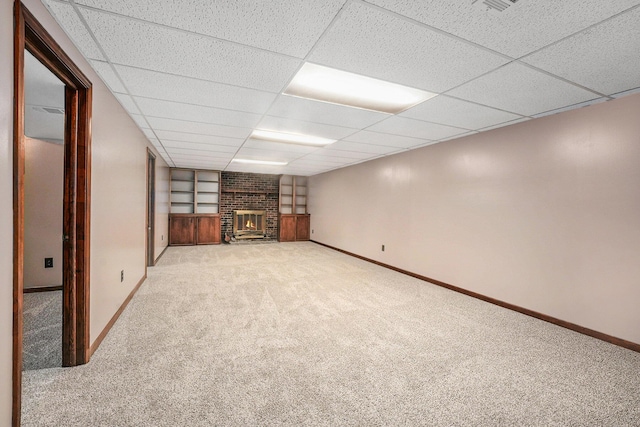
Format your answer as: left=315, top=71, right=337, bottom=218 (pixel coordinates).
left=22, top=242, right=640, bottom=426
left=22, top=290, right=62, bottom=371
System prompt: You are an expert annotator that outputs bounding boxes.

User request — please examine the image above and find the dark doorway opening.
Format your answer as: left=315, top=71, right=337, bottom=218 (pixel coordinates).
left=147, top=149, right=156, bottom=267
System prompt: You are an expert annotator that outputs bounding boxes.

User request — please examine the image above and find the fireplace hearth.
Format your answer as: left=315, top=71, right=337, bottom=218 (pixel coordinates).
left=233, top=210, right=267, bottom=239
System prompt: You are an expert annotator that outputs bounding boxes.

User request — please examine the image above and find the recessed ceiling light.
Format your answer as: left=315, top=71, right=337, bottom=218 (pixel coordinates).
left=251, top=129, right=336, bottom=146
left=231, top=158, right=288, bottom=166
left=284, top=63, right=437, bottom=114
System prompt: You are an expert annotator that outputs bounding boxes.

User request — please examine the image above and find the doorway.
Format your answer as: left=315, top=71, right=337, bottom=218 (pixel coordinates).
left=147, top=150, right=156, bottom=267
left=22, top=49, right=65, bottom=370
left=13, top=3, right=92, bottom=426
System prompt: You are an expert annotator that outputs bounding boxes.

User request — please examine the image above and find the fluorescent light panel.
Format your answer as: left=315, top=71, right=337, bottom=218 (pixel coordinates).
left=231, top=158, right=288, bottom=166
left=251, top=129, right=335, bottom=146
left=284, top=63, right=437, bottom=114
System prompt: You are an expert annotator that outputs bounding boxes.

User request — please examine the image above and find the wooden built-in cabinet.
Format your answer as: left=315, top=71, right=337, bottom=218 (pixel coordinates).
left=278, top=214, right=310, bottom=242
left=169, top=168, right=221, bottom=245
left=278, top=175, right=310, bottom=242
left=169, top=214, right=220, bottom=245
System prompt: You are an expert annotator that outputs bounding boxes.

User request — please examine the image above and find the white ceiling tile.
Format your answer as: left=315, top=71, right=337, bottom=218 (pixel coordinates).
left=44, top=0, right=105, bottom=60
left=477, top=118, right=531, bottom=132
left=291, top=158, right=350, bottom=168
left=447, top=62, right=600, bottom=116
left=46, top=0, right=640, bottom=177
left=164, top=147, right=236, bottom=157
left=134, top=97, right=262, bottom=128
left=142, top=128, right=157, bottom=139
left=114, top=65, right=276, bottom=114
left=75, top=0, right=346, bottom=58
left=522, top=7, right=640, bottom=95
left=173, top=156, right=229, bottom=164
left=146, top=117, right=251, bottom=139
left=129, top=114, right=149, bottom=129
left=155, top=130, right=244, bottom=147
left=329, top=141, right=402, bottom=155
left=343, top=130, right=431, bottom=148
left=400, top=95, right=523, bottom=130
left=79, top=7, right=301, bottom=92
left=315, top=149, right=380, bottom=160
left=168, top=153, right=233, bottom=163
left=309, top=2, right=508, bottom=92
left=611, top=87, right=640, bottom=99
left=89, top=60, right=126, bottom=93
left=225, top=163, right=288, bottom=174
left=531, top=98, right=608, bottom=119
left=297, top=154, right=355, bottom=164
left=267, top=95, right=389, bottom=129
left=234, top=148, right=302, bottom=162
left=243, top=139, right=320, bottom=155
left=367, top=116, right=469, bottom=140
left=257, top=116, right=357, bottom=140
left=175, top=157, right=229, bottom=165
left=161, top=141, right=240, bottom=153
left=113, top=93, right=140, bottom=115
left=177, top=161, right=228, bottom=170
left=436, top=131, right=477, bottom=143
left=368, top=0, right=640, bottom=58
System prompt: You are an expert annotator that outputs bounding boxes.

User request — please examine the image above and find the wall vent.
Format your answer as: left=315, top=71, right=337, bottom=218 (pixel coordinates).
left=473, top=0, right=519, bottom=12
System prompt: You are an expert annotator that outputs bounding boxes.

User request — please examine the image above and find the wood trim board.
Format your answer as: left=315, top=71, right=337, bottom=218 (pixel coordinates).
left=311, top=240, right=640, bottom=354
left=13, top=2, right=93, bottom=425
left=89, top=274, right=147, bottom=357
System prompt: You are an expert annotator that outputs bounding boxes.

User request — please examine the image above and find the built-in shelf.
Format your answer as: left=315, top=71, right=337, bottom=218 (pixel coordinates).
left=279, top=175, right=307, bottom=214
left=170, top=168, right=220, bottom=214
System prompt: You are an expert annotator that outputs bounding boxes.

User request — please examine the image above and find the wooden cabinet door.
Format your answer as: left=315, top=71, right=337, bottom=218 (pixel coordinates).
left=169, top=215, right=195, bottom=245
left=295, top=215, right=310, bottom=241
left=197, top=215, right=220, bottom=244
left=279, top=215, right=296, bottom=242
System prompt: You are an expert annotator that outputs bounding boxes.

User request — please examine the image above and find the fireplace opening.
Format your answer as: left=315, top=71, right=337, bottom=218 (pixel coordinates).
left=233, top=210, right=267, bottom=239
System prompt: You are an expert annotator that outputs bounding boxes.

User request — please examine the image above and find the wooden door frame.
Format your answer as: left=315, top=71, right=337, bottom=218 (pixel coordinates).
left=146, top=149, right=156, bottom=267
left=13, top=2, right=92, bottom=425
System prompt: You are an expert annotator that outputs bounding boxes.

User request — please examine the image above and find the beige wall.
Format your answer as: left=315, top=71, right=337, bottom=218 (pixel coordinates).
left=24, top=138, right=63, bottom=289
left=0, top=1, right=170, bottom=422
left=0, top=0, right=14, bottom=422
left=310, top=93, right=640, bottom=346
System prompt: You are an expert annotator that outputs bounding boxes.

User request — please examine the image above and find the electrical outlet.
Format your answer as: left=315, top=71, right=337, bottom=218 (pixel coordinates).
left=162, top=235, right=164, bottom=241
left=312, top=229, right=314, bottom=234
left=44, top=258, right=53, bottom=268
left=382, top=245, right=385, bottom=252
left=120, top=270, right=124, bottom=282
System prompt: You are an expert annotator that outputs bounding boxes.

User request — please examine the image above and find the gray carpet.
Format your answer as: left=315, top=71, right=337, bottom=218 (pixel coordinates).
left=22, top=242, right=640, bottom=426
left=22, top=290, right=62, bottom=371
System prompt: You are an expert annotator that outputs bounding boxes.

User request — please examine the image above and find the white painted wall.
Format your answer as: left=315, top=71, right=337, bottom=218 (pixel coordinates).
left=0, top=1, right=170, bottom=423
left=310, top=93, right=640, bottom=346
left=0, top=0, right=15, bottom=422
left=24, top=138, right=63, bottom=289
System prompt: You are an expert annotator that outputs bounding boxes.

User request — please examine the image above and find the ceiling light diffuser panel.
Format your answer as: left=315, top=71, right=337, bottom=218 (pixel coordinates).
left=284, top=63, right=437, bottom=114
left=251, top=129, right=336, bottom=146
left=231, top=159, right=288, bottom=166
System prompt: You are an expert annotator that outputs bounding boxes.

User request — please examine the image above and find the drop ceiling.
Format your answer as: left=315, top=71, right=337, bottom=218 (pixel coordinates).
left=41, top=0, right=640, bottom=176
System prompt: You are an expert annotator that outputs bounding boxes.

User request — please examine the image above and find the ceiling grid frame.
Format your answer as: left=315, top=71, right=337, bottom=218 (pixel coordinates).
left=35, top=0, right=640, bottom=175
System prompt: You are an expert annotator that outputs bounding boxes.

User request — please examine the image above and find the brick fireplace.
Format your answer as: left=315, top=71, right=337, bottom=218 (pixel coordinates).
left=220, top=172, right=279, bottom=239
